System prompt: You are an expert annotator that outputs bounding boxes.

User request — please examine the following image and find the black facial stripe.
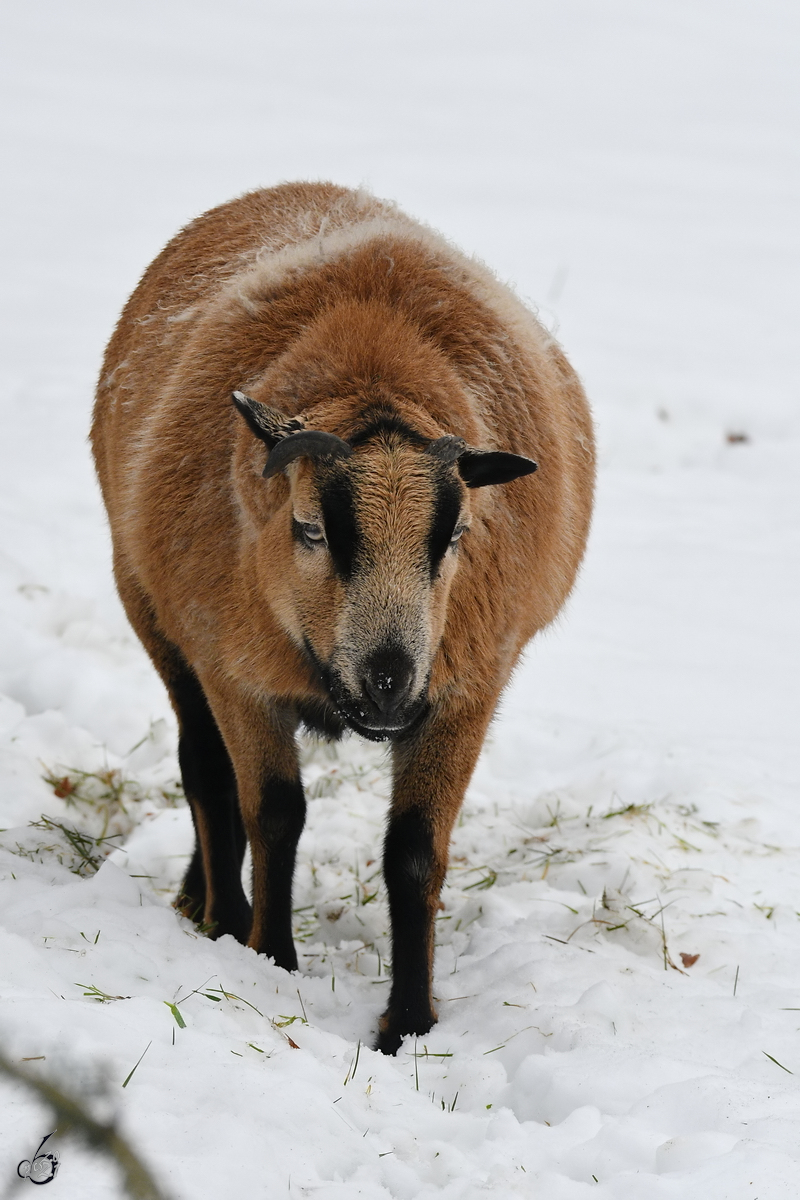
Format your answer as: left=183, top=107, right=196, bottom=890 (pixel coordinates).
left=319, top=471, right=361, bottom=580
left=427, top=471, right=463, bottom=575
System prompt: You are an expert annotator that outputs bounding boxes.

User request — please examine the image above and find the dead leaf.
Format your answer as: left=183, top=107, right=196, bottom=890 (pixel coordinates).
left=680, top=952, right=700, bottom=968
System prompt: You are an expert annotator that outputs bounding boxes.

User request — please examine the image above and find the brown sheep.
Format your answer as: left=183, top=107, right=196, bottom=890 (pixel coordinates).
left=91, top=182, right=594, bottom=1054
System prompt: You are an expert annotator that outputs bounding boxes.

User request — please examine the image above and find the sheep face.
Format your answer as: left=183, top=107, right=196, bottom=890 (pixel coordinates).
left=271, top=432, right=469, bottom=741
left=232, top=390, right=536, bottom=739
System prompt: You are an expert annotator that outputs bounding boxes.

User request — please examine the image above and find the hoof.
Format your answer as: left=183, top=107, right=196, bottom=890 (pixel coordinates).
left=375, top=1006, right=436, bottom=1055
left=204, top=902, right=253, bottom=945
left=375, top=1026, right=405, bottom=1056
left=248, top=936, right=299, bottom=974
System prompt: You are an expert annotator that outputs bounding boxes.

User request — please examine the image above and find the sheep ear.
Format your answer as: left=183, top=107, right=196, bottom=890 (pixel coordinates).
left=457, top=450, right=538, bottom=488
left=232, top=391, right=305, bottom=449
left=427, top=436, right=537, bottom=488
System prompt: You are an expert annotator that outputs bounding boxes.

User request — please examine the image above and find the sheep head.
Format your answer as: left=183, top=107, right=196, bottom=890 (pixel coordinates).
left=233, top=392, right=537, bottom=740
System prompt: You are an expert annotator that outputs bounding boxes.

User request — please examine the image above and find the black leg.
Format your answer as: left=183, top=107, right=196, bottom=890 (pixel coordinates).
left=377, top=807, right=439, bottom=1055
left=176, top=842, right=206, bottom=923
left=376, top=701, right=497, bottom=1055
left=249, top=776, right=306, bottom=971
left=171, top=666, right=252, bottom=943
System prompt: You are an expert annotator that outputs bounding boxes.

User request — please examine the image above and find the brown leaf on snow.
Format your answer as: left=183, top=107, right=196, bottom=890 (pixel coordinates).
left=680, top=952, right=700, bottom=968
left=286, top=1035, right=300, bottom=1049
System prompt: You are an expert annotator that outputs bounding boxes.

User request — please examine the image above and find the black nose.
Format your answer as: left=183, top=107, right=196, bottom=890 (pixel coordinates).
left=361, top=646, right=415, bottom=717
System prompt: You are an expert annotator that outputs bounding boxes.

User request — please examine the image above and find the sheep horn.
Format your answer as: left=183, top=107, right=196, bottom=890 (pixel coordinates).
left=262, top=430, right=353, bottom=479
left=425, top=435, right=467, bottom=464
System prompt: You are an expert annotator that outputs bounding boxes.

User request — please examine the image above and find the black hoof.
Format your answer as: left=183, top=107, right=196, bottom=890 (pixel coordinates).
left=206, top=901, right=253, bottom=945
left=375, top=1027, right=405, bottom=1056
left=375, top=1006, right=436, bottom=1055
left=253, top=939, right=299, bottom=974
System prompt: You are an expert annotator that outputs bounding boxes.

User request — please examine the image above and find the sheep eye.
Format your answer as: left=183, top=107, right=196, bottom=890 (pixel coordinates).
left=302, top=522, right=326, bottom=544
left=450, top=525, right=467, bottom=547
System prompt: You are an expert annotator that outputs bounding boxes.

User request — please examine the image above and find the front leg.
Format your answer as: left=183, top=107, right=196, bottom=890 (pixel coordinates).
left=377, top=699, right=496, bottom=1055
left=198, top=674, right=304, bottom=972
left=247, top=770, right=306, bottom=970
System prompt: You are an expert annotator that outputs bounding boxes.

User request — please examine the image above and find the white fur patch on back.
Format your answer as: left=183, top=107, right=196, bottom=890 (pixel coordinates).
left=207, top=193, right=553, bottom=362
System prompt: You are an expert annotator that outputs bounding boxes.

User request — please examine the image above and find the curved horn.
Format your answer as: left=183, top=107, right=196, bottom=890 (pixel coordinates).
left=425, top=435, right=467, bottom=464
left=262, top=430, right=353, bottom=479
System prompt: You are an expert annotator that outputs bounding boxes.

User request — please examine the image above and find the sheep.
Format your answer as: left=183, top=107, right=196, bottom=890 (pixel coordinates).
left=91, top=182, right=595, bottom=1054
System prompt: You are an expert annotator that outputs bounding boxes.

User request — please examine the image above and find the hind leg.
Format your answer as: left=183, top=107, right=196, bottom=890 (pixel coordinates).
left=171, top=665, right=252, bottom=943
left=112, top=558, right=251, bottom=942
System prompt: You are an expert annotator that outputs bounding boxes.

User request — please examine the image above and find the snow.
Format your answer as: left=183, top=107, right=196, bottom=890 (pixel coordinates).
left=1, top=1, right=799, bottom=1196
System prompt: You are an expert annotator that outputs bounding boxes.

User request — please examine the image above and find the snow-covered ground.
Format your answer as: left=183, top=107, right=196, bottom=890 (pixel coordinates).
left=1, top=1, right=798, bottom=1195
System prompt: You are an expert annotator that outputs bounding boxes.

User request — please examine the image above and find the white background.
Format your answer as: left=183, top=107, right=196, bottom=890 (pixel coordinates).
left=0, top=2, right=798, bottom=1196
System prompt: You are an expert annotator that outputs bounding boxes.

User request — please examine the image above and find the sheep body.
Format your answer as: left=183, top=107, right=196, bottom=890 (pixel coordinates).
left=92, top=183, right=594, bottom=1053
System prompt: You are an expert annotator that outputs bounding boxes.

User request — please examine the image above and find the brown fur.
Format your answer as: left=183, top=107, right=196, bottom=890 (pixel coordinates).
left=91, top=182, right=595, bottom=1053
